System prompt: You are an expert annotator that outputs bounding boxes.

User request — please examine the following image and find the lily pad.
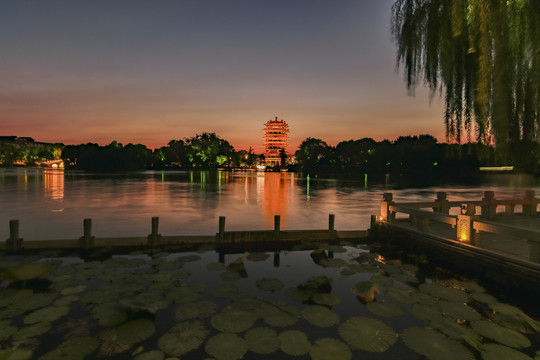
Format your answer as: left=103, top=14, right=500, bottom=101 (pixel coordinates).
left=158, top=320, right=209, bottom=357
left=115, top=319, right=155, bottom=345
left=302, top=305, right=339, bottom=327
left=60, top=285, right=87, bottom=296
left=0, top=263, right=52, bottom=283
left=133, top=350, right=165, bottom=360
left=419, top=283, right=470, bottom=303
left=339, top=316, right=397, bottom=352
left=279, top=330, right=311, bottom=356
left=285, top=287, right=311, bottom=302
left=309, top=338, right=351, bottom=360
left=206, top=262, right=227, bottom=271
left=489, top=303, right=540, bottom=333
left=220, top=270, right=242, bottom=282
left=320, top=258, right=349, bottom=268
left=370, top=274, right=394, bottom=287
left=245, top=327, right=280, bottom=354
left=23, top=305, right=70, bottom=325
left=471, top=292, right=497, bottom=304
left=440, top=301, right=481, bottom=321
left=210, top=284, right=239, bottom=299
left=39, top=335, right=100, bottom=360
left=402, top=327, right=475, bottom=360
left=256, top=278, right=284, bottom=292
left=366, top=301, right=404, bottom=317
left=262, top=302, right=300, bottom=327
left=175, top=301, right=218, bottom=322
left=410, top=303, right=443, bottom=322
left=211, top=307, right=257, bottom=333
left=480, top=343, right=534, bottom=360
left=247, top=253, right=270, bottom=262
left=471, top=320, right=531, bottom=349
left=384, top=285, right=416, bottom=304
left=0, top=349, right=33, bottom=360
left=312, top=293, right=341, bottom=307
left=352, top=281, right=379, bottom=302
left=205, top=333, right=248, bottom=360
left=13, top=322, right=52, bottom=341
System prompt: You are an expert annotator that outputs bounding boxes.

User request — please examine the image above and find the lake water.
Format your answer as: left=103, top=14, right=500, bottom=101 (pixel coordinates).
left=0, top=168, right=538, bottom=241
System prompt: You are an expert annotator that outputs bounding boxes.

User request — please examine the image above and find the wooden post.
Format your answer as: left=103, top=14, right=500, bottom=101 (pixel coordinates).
left=79, top=218, right=95, bottom=249
left=329, top=214, right=335, bottom=240
left=218, top=216, right=226, bottom=244
left=6, top=220, right=23, bottom=252
left=274, top=215, right=280, bottom=242
left=380, top=193, right=394, bottom=221
left=434, top=192, right=449, bottom=214
left=481, top=191, right=496, bottom=219
left=147, top=217, right=162, bottom=247
left=523, top=190, right=537, bottom=216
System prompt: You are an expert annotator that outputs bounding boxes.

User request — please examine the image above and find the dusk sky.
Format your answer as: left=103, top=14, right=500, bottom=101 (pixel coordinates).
left=1, top=0, right=445, bottom=152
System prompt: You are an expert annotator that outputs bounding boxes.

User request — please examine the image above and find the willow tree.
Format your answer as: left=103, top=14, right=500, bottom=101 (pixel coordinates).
left=392, top=0, right=540, bottom=161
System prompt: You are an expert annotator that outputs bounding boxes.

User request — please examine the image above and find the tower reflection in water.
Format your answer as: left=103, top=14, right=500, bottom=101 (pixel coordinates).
left=259, top=172, right=295, bottom=228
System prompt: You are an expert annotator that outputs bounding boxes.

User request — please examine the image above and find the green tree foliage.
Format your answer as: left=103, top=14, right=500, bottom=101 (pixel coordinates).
left=62, top=142, right=153, bottom=171
left=295, top=138, right=332, bottom=173
left=185, top=133, right=234, bottom=168
left=391, top=0, right=540, bottom=161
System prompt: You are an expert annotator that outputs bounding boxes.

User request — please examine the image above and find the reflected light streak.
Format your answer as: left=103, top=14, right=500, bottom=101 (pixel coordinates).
left=44, top=169, right=64, bottom=201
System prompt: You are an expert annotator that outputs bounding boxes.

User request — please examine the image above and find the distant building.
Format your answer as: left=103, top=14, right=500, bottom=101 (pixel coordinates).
left=263, top=117, right=289, bottom=167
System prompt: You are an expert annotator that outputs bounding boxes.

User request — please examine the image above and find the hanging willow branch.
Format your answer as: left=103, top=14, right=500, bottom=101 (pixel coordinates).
left=391, top=0, right=540, bottom=149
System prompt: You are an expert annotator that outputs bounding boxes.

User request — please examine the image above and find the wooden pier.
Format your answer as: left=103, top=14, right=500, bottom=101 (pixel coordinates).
left=2, top=214, right=366, bottom=253
left=370, top=190, right=540, bottom=289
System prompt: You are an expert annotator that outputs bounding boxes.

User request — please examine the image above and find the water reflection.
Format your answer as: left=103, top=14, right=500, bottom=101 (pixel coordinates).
left=0, top=168, right=538, bottom=240
left=44, top=170, right=64, bottom=201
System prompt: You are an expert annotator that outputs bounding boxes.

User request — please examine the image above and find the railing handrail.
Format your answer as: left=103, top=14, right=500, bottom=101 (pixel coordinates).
left=473, top=220, right=540, bottom=243
left=388, top=204, right=457, bottom=226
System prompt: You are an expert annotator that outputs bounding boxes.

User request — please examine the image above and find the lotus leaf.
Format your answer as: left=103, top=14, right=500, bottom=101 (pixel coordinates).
left=326, top=245, right=347, bottom=253
left=0, top=349, right=33, bottom=360
left=60, top=285, right=86, bottom=296
left=39, top=335, right=100, bottom=360
left=175, top=301, right=218, bottom=322
left=23, top=305, right=70, bottom=325
left=440, top=301, right=481, bottom=321
left=471, top=292, right=497, bottom=304
left=211, top=307, right=257, bottom=333
left=246, top=252, right=270, bottom=262
left=0, top=320, right=17, bottom=339
left=352, top=281, right=379, bottom=302
left=256, top=278, right=284, bottom=292
left=471, top=320, right=531, bottom=349
left=54, top=295, right=79, bottom=307
left=390, top=272, right=419, bottom=284
left=279, top=330, right=311, bottom=356
left=209, top=284, right=238, bottom=299
left=220, top=270, right=242, bottom=282
left=14, top=293, right=58, bottom=312
left=0, top=263, right=52, bottom=283
left=312, top=293, right=341, bottom=307
left=167, top=283, right=206, bottom=304
left=230, top=252, right=249, bottom=266
left=0, top=289, right=33, bottom=308
left=262, top=302, right=300, bottom=327
left=366, top=301, right=404, bottom=317
left=339, top=316, right=397, bottom=352
left=171, top=269, right=191, bottom=280
left=206, top=262, right=227, bottom=271
left=285, top=287, right=311, bottom=302
left=489, top=303, right=540, bottom=333
left=115, top=319, right=155, bottom=345
left=458, top=280, right=485, bottom=293
left=480, top=343, right=534, bottom=360
left=428, top=317, right=482, bottom=344
left=339, top=268, right=356, bottom=277
left=245, top=327, right=280, bottom=354
left=175, top=254, right=201, bottom=264
left=320, top=258, right=349, bottom=268
left=409, top=291, right=438, bottom=305
left=410, top=303, right=443, bottom=322
left=134, top=350, right=165, bottom=360
left=419, top=283, right=470, bottom=303
left=205, top=333, right=248, bottom=360
left=158, top=320, right=208, bottom=357
left=302, top=305, right=339, bottom=327
left=370, top=274, right=394, bottom=287
left=309, top=338, right=351, bottom=360
left=402, top=327, right=475, bottom=360
left=298, top=276, right=333, bottom=293
left=98, top=329, right=131, bottom=357
left=91, top=304, right=129, bottom=327
left=384, top=285, right=416, bottom=304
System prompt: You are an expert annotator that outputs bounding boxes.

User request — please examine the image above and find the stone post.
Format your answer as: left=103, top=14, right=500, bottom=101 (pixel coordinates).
left=218, top=216, right=226, bottom=244
left=456, top=204, right=475, bottom=244
left=79, top=218, right=95, bottom=249
left=6, top=220, right=23, bottom=252
left=274, top=215, right=280, bottom=242
left=329, top=214, right=335, bottom=240
left=523, top=190, right=538, bottom=216
left=380, top=193, right=394, bottom=222
left=147, top=217, right=162, bottom=247
left=434, top=192, right=449, bottom=214
left=481, top=191, right=496, bottom=219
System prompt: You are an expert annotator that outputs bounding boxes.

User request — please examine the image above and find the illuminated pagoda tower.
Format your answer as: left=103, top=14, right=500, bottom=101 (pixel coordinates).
left=263, top=117, right=289, bottom=167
